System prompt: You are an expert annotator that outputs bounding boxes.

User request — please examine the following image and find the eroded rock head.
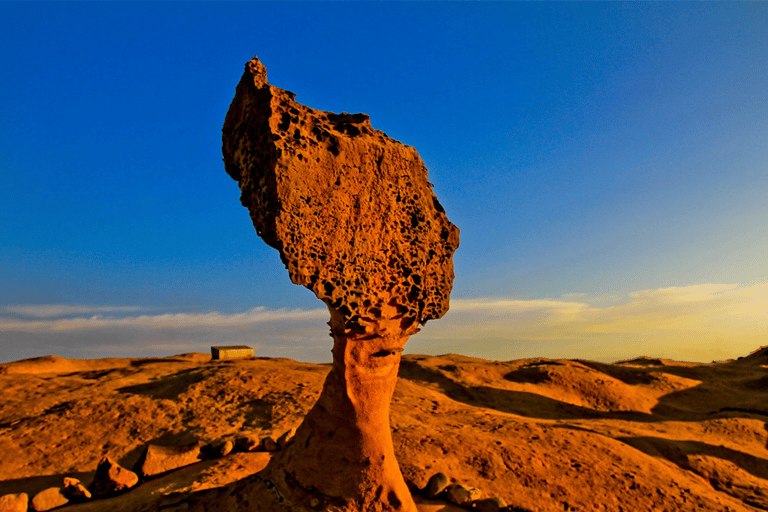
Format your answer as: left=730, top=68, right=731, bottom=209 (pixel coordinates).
left=223, top=55, right=459, bottom=336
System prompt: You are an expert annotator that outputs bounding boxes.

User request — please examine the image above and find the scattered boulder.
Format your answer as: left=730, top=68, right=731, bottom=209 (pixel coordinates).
left=446, top=483, right=482, bottom=506
left=261, top=436, right=278, bottom=452
left=399, top=463, right=429, bottom=494
left=90, top=456, right=139, bottom=497
left=234, top=434, right=262, bottom=452
left=30, top=488, right=68, bottom=512
left=0, top=493, right=28, bottom=512
left=139, top=441, right=205, bottom=478
left=219, top=440, right=235, bottom=457
left=472, top=496, right=507, bottom=512
left=62, top=477, right=91, bottom=500
left=424, top=472, right=450, bottom=498
left=277, top=427, right=296, bottom=449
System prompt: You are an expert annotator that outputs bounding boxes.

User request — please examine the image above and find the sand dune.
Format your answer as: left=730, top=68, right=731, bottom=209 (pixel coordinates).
left=1, top=348, right=766, bottom=511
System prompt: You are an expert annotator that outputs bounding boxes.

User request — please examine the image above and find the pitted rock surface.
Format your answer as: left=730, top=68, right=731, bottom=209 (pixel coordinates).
left=223, top=56, right=459, bottom=334
left=222, top=54, right=459, bottom=512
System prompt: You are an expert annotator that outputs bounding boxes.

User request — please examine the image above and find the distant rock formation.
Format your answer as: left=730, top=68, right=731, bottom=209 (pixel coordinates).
left=223, top=55, right=459, bottom=511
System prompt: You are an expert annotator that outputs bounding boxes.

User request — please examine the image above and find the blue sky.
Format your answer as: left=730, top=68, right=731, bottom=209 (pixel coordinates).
left=1, top=2, right=766, bottom=364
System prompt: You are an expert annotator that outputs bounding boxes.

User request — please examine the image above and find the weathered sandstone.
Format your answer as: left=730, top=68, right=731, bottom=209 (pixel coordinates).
left=218, top=440, right=235, bottom=457
left=0, top=493, right=28, bottom=512
left=472, top=496, right=508, bottom=512
left=138, top=441, right=205, bottom=478
left=222, top=55, right=459, bottom=511
left=260, top=435, right=278, bottom=452
left=445, top=484, right=482, bottom=506
left=90, top=456, right=138, bottom=497
left=234, top=433, right=262, bottom=452
left=62, top=477, right=91, bottom=500
left=424, top=472, right=450, bottom=498
left=30, top=487, right=68, bottom=512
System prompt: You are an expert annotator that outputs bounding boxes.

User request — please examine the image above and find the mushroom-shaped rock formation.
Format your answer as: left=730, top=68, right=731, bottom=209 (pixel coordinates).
left=222, top=56, right=459, bottom=512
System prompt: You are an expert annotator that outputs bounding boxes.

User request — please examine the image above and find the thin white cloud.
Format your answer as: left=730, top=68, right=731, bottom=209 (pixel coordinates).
left=560, top=292, right=588, bottom=299
left=450, top=298, right=589, bottom=313
left=0, top=306, right=328, bottom=332
left=0, top=306, right=334, bottom=364
left=415, top=281, right=768, bottom=362
left=2, top=282, right=766, bottom=364
left=5, top=305, right=147, bottom=318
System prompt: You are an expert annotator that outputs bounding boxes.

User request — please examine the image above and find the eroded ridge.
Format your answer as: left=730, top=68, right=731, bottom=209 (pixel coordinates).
left=223, top=57, right=459, bottom=336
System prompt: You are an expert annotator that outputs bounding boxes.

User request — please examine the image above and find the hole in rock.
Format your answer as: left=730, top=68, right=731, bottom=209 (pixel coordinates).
left=372, top=348, right=403, bottom=358
left=278, top=112, right=292, bottom=131
left=388, top=491, right=402, bottom=509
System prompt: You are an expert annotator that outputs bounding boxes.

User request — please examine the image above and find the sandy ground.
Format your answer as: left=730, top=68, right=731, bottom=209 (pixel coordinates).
left=1, top=348, right=766, bottom=511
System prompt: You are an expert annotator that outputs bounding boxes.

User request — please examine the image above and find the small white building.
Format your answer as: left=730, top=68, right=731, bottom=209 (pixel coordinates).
left=211, top=345, right=254, bottom=360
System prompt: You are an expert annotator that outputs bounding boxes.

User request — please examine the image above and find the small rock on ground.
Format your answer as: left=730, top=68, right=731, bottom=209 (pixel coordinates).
left=234, top=434, right=261, bottom=452
left=0, top=493, right=28, bottom=512
left=91, top=456, right=139, bottom=497
left=219, top=440, right=234, bottom=457
left=30, top=488, right=68, bottom=512
left=446, top=484, right=482, bottom=505
left=261, top=436, right=278, bottom=452
left=63, top=477, right=91, bottom=500
left=140, top=441, right=205, bottom=478
left=472, top=496, right=508, bottom=512
left=424, top=473, right=450, bottom=498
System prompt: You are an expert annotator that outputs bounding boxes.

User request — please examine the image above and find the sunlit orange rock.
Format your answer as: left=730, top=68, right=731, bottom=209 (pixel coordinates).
left=223, top=55, right=459, bottom=511
left=30, top=488, right=68, bottom=512
left=90, top=456, right=138, bottom=497
left=0, top=493, right=28, bottom=512
left=138, top=441, right=205, bottom=478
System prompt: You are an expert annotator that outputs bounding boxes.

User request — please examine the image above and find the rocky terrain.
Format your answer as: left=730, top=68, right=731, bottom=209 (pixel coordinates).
left=1, top=346, right=767, bottom=511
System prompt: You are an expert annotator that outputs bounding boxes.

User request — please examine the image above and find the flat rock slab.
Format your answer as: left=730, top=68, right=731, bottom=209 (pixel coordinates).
left=139, top=442, right=205, bottom=478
